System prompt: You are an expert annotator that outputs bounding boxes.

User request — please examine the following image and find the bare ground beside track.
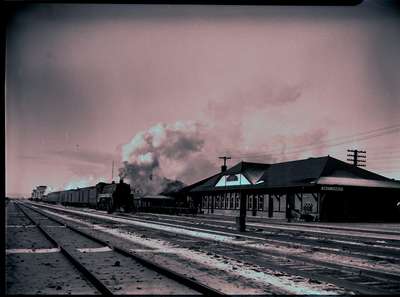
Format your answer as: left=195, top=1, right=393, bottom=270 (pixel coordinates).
left=18, top=201, right=400, bottom=294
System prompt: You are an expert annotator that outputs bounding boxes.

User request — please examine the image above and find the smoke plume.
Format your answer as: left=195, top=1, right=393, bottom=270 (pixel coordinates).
left=120, top=121, right=205, bottom=196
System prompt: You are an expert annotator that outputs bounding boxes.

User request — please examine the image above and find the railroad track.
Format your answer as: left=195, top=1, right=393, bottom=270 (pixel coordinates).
left=16, top=202, right=226, bottom=296
left=28, top=202, right=400, bottom=295
left=113, top=214, right=400, bottom=295
left=134, top=212, right=400, bottom=240
left=102, top=211, right=400, bottom=266
left=123, top=212, right=400, bottom=258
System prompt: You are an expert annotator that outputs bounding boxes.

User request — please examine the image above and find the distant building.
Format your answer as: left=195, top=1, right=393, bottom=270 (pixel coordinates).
left=31, top=185, right=47, bottom=201
left=183, top=156, right=400, bottom=222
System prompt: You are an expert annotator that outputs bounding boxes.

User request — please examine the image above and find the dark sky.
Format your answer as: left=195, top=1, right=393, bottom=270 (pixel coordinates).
left=6, top=1, right=400, bottom=196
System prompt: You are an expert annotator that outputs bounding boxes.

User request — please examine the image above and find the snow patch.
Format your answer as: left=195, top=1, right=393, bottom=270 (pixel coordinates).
left=6, top=248, right=61, bottom=254
left=36, top=206, right=349, bottom=295
left=76, top=246, right=112, bottom=253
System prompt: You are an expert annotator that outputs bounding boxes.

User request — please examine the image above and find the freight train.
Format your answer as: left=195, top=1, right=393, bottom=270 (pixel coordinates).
left=42, top=179, right=134, bottom=213
left=134, top=194, right=197, bottom=215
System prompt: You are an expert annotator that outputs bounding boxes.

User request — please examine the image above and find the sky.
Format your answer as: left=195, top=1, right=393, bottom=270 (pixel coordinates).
left=5, top=1, right=400, bottom=197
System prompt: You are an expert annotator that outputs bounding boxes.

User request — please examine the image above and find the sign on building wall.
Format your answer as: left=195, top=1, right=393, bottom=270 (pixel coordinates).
left=321, top=186, right=344, bottom=192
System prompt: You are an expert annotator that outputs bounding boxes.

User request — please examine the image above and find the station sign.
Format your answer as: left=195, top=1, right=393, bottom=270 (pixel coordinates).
left=321, top=186, right=344, bottom=192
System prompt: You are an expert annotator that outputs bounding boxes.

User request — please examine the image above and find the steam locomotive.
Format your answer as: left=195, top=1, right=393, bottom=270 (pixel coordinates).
left=42, top=179, right=134, bottom=213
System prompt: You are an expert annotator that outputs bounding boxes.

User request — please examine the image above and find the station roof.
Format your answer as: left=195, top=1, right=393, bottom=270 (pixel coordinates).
left=188, top=156, right=400, bottom=192
left=138, top=195, right=175, bottom=200
left=316, top=176, right=400, bottom=189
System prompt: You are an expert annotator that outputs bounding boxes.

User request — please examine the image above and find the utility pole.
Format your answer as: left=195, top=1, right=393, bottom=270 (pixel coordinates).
left=218, top=156, right=231, bottom=172
left=347, top=149, right=366, bottom=167
left=218, top=156, right=246, bottom=231
left=111, top=160, right=114, bottom=181
left=238, top=186, right=247, bottom=232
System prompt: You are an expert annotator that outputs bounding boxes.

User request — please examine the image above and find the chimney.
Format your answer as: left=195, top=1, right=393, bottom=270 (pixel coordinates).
left=219, top=156, right=231, bottom=173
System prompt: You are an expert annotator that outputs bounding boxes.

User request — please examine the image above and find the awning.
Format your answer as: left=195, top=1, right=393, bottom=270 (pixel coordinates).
left=317, top=176, right=400, bottom=189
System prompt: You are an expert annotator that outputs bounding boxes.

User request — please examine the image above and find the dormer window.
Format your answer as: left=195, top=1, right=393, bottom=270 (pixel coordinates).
left=215, top=174, right=251, bottom=187
left=226, top=174, right=238, bottom=182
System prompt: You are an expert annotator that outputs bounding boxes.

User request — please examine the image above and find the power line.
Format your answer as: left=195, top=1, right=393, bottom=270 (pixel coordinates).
left=235, top=123, right=400, bottom=158
left=368, top=155, right=400, bottom=161
left=366, top=146, right=400, bottom=153
left=290, top=127, right=399, bottom=154
left=232, top=124, right=400, bottom=160
left=372, top=169, right=400, bottom=173
left=367, top=153, right=400, bottom=158
left=370, top=162, right=400, bottom=166
left=368, top=156, right=400, bottom=161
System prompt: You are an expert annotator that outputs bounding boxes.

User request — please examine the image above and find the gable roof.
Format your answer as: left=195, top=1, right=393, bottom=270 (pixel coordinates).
left=255, top=156, right=328, bottom=188
left=320, top=157, right=389, bottom=180
left=178, top=172, right=222, bottom=193
left=188, top=156, right=398, bottom=192
left=190, top=161, right=270, bottom=192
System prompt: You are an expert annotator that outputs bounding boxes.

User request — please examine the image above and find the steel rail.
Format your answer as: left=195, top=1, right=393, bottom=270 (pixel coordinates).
left=112, top=212, right=400, bottom=261
left=20, top=202, right=226, bottom=296
left=114, top=213, right=400, bottom=283
left=32, top=202, right=400, bottom=241
left=29, top=202, right=400, bottom=295
left=134, top=212, right=400, bottom=237
left=27, top=202, right=400, bottom=294
left=31, top=202, right=400, bottom=281
left=119, top=211, right=400, bottom=245
left=15, top=202, right=113, bottom=295
left=108, top=212, right=400, bottom=264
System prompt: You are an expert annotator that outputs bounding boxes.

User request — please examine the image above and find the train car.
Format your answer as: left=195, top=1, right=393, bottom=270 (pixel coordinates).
left=60, top=191, right=67, bottom=205
left=46, top=191, right=61, bottom=204
left=70, top=189, right=79, bottom=206
left=87, top=187, right=98, bottom=208
left=135, top=195, right=174, bottom=214
left=42, top=179, right=134, bottom=213
left=134, top=194, right=196, bottom=215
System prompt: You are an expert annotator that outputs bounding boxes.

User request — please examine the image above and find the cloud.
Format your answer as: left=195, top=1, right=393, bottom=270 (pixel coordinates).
left=120, top=121, right=206, bottom=195
left=176, top=154, right=219, bottom=184
left=275, top=128, right=330, bottom=161
left=122, top=121, right=204, bottom=163
left=206, top=83, right=303, bottom=121
left=64, top=175, right=107, bottom=190
left=49, top=148, right=114, bottom=165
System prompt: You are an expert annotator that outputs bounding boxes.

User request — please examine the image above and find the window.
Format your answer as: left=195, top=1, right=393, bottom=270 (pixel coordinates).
left=248, top=195, right=252, bottom=210
left=258, top=195, right=264, bottom=211
left=226, top=174, right=238, bottom=182
left=215, top=174, right=251, bottom=187
left=203, top=196, right=208, bottom=208
left=234, top=194, right=238, bottom=209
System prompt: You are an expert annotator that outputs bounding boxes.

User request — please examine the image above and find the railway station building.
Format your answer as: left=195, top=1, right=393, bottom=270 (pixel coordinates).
left=183, top=156, right=400, bottom=222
